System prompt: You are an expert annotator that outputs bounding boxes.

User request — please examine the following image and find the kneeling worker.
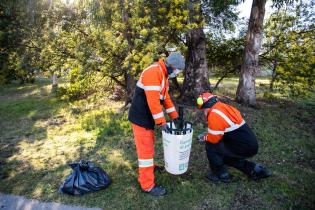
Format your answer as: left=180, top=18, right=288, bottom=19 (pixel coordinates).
left=128, top=52, right=185, bottom=196
left=197, top=92, right=272, bottom=182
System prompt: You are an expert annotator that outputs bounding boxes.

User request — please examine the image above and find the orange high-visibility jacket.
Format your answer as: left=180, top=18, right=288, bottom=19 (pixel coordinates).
left=128, top=59, right=178, bottom=129
left=206, top=102, right=245, bottom=144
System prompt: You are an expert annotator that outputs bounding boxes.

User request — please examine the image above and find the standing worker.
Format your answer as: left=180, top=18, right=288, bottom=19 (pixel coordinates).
left=128, top=52, right=185, bottom=196
left=196, top=92, right=272, bottom=182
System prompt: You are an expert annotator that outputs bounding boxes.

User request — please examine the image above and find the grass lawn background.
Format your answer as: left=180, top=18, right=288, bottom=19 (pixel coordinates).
left=0, top=77, right=314, bottom=209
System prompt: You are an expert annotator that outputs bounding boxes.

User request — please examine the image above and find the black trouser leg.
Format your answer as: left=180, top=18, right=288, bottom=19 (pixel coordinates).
left=223, top=124, right=258, bottom=157
left=205, top=141, right=255, bottom=175
left=205, top=124, right=260, bottom=176
left=220, top=124, right=258, bottom=175
left=223, top=157, right=256, bottom=175
left=205, top=141, right=228, bottom=175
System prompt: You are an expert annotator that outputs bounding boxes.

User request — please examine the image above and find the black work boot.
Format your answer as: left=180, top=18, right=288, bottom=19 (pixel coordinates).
left=249, top=164, right=272, bottom=180
left=206, top=164, right=232, bottom=183
left=206, top=172, right=232, bottom=183
left=143, top=186, right=167, bottom=196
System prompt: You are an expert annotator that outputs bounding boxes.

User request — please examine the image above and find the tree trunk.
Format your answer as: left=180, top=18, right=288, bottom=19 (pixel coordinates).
left=169, top=77, right=182, bottom=96
left=269, top=59, right=277, bottom=91
left=180, top=0, right=211, bottom=105
left=124, top=66, right=136, bottom=105
left=236, top=0, right=266, bottom=106
left=51, top=72, right=58, bottom=93
left=120, top=0, right=135, bottom=105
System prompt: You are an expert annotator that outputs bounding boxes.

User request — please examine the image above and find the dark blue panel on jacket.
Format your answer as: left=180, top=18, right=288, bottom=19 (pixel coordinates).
left=128, top=86, right=156, bottom=129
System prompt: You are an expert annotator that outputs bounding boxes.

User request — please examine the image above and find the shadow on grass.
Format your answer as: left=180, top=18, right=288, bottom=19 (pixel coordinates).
left=0, top=80, right=314, bottom=209
left=0, top=95, right=130, bottom=207
left=0, top=81, right=64, bottom=180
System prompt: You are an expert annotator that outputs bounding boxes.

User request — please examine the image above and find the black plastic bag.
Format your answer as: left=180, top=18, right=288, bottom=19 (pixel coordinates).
left=59, top=160, right=111, bottom=195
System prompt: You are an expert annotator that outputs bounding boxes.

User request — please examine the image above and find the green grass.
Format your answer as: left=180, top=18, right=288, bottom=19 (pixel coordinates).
left=0, top=78, right=314, bottom=210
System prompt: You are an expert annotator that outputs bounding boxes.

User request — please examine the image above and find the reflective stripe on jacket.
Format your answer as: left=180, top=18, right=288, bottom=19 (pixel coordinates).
left=128, top=59, right=178, bottom=129
left=206, top=102, right=245, bottom=144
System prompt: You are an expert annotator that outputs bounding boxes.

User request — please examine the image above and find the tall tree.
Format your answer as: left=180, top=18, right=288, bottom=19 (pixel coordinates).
left=0, top=0, right=47, bottom=84
left=119, top=0, right=136, bottom=104
left=181, top=0, right=240, bottom=104
left=236, top=0, right=266, bottom=106
left=181, top=0, right=211, bottom=104
left=90, top=0, right=190, bottom=103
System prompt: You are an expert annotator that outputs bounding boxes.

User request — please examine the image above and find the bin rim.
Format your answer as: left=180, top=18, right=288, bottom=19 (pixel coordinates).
left=167, top=121, right=193, bottom=133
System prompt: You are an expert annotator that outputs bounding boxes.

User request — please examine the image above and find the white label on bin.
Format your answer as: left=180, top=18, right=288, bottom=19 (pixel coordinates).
left=163, top=137, right=170, bottom=147
left=179, top=150, right=190, bottom=160
left=180, top=139, right=192, bottom=150
left=179, top=163, right=188, bottom=171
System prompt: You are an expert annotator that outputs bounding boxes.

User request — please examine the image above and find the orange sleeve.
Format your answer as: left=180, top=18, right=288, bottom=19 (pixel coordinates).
left=163, top=91, right=178, bottom=120
left=206, top=112, right=229, bottom=144
left=142, top=68, right=166, bottom=126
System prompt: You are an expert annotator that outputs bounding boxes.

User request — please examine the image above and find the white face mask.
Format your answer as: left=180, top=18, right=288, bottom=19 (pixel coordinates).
left=168, top=69, right=182, bottom=78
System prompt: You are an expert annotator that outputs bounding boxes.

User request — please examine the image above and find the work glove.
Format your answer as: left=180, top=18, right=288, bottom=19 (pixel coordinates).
left=197, top=132, right=207, bottom=143
left=161, top=124, right=171, bottom=133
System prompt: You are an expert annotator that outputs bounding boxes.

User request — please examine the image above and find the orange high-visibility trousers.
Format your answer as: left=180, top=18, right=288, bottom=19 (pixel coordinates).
left=131, top=123, right=155, bottom=191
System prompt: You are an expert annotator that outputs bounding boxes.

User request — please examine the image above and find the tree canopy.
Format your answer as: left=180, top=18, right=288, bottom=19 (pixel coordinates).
left=262, top=1, right=315, bottom=96
left=0, top=0, right=313, bottom=101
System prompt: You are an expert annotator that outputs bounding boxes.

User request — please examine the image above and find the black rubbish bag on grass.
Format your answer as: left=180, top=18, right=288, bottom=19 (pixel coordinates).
left=59, top=160, right=111, bottom=195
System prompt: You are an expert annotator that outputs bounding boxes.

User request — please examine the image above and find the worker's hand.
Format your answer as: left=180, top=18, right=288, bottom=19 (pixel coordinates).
left=161, top=124, right=171, bottom=133
left=197, top=132, right=207, bottom=142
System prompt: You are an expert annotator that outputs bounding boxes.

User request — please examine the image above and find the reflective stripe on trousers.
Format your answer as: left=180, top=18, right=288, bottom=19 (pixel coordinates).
left=131, top=123, right=155, bottom=191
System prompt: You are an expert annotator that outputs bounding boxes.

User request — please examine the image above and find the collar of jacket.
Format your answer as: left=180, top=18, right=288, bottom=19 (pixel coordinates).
left=157, top=59, right=168, bottom=77
left=202, top=96, right=218, bottom=109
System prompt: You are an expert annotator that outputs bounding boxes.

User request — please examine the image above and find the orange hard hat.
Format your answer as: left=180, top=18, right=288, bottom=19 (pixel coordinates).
left=196, top=92, right=215, bottom=109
